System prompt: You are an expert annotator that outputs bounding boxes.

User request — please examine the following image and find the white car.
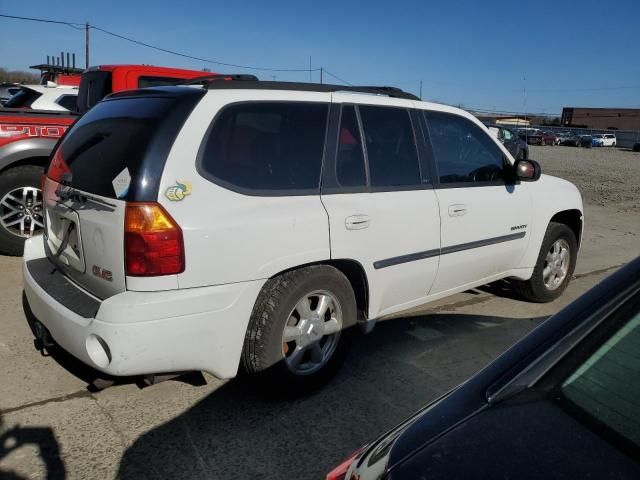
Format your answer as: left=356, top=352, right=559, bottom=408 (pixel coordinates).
left=3, top=83, right=78, bottom=112
left=23, top=80, right=584, bottom=393
left=592, top=133, right=617, bottom=147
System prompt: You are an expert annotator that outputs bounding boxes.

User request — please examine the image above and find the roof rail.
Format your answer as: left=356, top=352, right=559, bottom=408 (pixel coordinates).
left=179, top=74, right=259, bottom=86
left=201, top=78, right=419, bottom=100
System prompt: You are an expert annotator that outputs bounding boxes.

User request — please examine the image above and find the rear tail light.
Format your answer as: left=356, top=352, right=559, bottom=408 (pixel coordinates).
left=47, top=148, right=71, bottom=183
left=124, top=203, right=184, bottom=276
left=326, top=448, right=364, bottom=480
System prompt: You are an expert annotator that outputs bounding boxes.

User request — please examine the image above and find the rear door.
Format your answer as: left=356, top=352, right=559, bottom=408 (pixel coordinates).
left=320, top=96, right=441, bottom=318
left=423, top=111, right=531, bottom=295
left=44, top=88, right=204, bottom=299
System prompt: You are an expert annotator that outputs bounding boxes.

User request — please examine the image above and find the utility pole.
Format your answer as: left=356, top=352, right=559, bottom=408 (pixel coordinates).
left=320, top=67, right=323, bottom=85
left=419, top=80, right=423, bottom=100
left=85, top=22, right=90, bottom=69
left=309, top=56, right=312, bottom=82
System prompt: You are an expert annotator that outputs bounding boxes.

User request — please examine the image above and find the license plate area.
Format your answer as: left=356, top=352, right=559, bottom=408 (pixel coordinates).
left=45, top=202, right=85, bottom=273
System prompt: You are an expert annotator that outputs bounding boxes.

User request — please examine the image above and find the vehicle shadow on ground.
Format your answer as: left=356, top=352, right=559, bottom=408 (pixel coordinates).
left=116, top=312, right=547, bottom=480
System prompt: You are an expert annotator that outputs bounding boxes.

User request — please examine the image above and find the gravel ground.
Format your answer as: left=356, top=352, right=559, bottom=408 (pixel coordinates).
left=530, top=145, right=640, bottom=212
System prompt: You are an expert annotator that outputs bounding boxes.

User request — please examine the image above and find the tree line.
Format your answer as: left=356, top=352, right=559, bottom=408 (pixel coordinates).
left=0, top=67, right=39, bottom=84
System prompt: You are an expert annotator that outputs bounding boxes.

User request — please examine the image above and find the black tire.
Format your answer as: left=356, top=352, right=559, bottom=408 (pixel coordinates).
left=514, top=222, right=577, bottom=303
left=242, top=265, right=357, bottom=394
left=0, top=165, right=44, bottom=256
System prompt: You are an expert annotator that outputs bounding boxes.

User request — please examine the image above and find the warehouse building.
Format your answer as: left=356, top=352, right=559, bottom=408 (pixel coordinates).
left=561, top=107, right=640, bottom=131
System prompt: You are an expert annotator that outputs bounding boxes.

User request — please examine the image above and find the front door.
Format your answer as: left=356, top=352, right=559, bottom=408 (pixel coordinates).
left=320, top=97, right=441, bottom=318
left=423, top=111, right=532, bottom=295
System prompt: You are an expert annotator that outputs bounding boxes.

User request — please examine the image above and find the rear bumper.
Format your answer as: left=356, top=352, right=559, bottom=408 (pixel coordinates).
left=22, top=237, right=265, bottom=378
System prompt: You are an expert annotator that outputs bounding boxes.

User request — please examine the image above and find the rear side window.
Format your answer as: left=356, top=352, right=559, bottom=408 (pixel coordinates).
left=199, top=102, right=329, bottom=193
left=336, top=106, right=366, bottom=187
left=55, top=94, right=78, bottom=111
left=358, top=106, right=420, bottom=187
left=425, top=111, right=505, bottom=184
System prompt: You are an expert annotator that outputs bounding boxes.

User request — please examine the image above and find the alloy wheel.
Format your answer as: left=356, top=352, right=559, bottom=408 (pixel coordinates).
left=282, top=290, right=343, bottom=375
left=0, top=187, right=43, bottom=238
left=543, top=239, right=570, bottom=290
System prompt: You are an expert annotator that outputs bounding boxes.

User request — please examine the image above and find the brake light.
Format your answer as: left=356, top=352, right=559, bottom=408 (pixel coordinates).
left=48, top=148, right=71, bottom=183
left=326, top=448, right=364, bottom=480
left=124, top=203, right=184, bottom=276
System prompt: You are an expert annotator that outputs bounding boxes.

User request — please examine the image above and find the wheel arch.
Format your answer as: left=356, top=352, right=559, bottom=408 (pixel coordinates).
left=268, top=259, right=370, bottom=321
left=0, top=138, right=56, bottom=173
left=550, top=209, right=583, bottom=248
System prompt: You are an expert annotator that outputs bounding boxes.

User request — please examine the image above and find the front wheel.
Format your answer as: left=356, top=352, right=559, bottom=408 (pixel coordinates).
left=242, top=265, right=357, bottom=394
left=514, top=222, right=577, bottom=303
left=0, top=165, right=45, bottom=256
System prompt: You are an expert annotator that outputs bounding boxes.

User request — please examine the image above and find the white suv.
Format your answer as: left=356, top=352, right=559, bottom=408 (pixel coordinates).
left=23, top=80, right=583, bottom=392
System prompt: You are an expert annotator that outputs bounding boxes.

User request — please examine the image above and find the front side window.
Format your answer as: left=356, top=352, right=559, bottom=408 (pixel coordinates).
left=502, top=128, right=513, bottom=141
left=199, top=102, right=329, bottom=193
left=425, top=111, right=505, bottom=184
left=336, top=105, right=366, bottom=188
left=358, top=106, right=421, bottom=188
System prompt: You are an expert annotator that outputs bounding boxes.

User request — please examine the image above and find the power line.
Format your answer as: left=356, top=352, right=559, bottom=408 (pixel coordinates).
left=1, top=13, right=321, bottom=73
left=323, top=69, right=353, bottom=86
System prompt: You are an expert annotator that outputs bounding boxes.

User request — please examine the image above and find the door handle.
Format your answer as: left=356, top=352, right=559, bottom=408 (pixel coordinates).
left=345, top=214, right=370, bottom=230
left=448, top=204, right=467, bottom=217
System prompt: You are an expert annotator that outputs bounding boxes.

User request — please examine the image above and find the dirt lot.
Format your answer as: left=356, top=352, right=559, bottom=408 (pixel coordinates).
left=532, top=145, right=640, bottom=212
left=1, top=146, right=639, bottom=480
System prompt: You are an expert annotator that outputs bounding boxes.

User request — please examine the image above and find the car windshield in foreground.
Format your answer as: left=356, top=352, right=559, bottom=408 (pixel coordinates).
left=552, top=292, right=640, bottom=456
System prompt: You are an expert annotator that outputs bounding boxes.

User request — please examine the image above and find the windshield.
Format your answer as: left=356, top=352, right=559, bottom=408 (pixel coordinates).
left=551, top=292, right=640, bottom=456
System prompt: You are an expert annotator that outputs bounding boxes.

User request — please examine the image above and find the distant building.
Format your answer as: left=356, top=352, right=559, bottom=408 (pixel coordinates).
left=472, top=114, right=531, bottom=127
left=561, top=107, right=640, bottom=131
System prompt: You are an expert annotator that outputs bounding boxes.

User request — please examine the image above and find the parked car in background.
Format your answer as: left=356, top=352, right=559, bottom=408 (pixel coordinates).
left=557, top=132, right=578, bottom=146
left=0, top=64, right=210, bottom=255
left=517, top=128, right=544, bottom=145
left=601, top=133, right=617, bottom=146
left=592, top=134, right=605, bottom=147
left=327, top=256, right=640, bottom=480
left=23, top=78, right=583, bottom=396
left=541, top=130, right=558, bottom=146
left=0, top=83, right=21, bottom=105
left=3, top=84, right=78, bottom=112
left=578, top=134, right=593, bottom=148
left=484, top=123, right=529, bottom=160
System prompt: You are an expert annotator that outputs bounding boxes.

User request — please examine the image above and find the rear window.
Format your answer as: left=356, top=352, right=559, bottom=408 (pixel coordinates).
left=77, top=71, right=112, bottom=113
left=198, top=102, right=329, bottom=194
left=54, top=92, right=203, bottom=200
left=4, top=88, right=42, bottom=108
left=138, top=76, right=190, bottom=88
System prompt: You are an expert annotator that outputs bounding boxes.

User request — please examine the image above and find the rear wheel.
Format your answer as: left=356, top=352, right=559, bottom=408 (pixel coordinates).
left=242, top=265, right=357, bottom=394
left=0, top=165, right=45, bottom=256
left=514, top=222, right=577, bottom=303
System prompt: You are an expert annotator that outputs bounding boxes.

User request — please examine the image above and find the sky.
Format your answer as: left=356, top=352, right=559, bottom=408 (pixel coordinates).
left=1, top=0, right=639, bottom=114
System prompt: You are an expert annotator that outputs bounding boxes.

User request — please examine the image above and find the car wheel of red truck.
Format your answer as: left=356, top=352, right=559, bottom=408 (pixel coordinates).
left=0, top=165, right=44, bottom=256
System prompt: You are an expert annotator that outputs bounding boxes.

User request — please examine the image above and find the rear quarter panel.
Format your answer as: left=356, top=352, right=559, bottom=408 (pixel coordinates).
left=159, top=89, right=332, bottom=289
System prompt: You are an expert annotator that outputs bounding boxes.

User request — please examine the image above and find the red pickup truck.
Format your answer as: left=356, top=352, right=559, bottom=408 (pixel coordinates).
left=0, top=64, right=208, bottom=255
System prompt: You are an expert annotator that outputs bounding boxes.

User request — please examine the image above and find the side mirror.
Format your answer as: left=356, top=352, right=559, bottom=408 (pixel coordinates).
left=514, top=159, right=541, bottom=181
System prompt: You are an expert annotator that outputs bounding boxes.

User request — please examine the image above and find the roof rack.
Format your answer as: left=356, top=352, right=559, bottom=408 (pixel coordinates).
left=199, top=77, right=419, bottom=100
left=180, top=74, right=259, bottom=86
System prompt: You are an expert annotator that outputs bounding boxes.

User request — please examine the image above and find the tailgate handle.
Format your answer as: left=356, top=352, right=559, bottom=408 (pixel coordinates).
left=52, top=221, right=75, bottom=259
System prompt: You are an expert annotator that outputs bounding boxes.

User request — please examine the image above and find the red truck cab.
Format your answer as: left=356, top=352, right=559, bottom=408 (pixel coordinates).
left=77, top=65, right=207, bottom=112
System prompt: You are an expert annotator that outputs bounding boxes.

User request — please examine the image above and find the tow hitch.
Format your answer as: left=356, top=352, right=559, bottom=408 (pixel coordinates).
left=32, top=319, right=54, bottom=355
